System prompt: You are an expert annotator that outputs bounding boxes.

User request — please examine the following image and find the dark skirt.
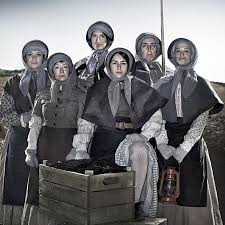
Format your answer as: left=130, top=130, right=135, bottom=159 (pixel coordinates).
left=156, top=121, right=207, bottom=207
left=27, top=126, right=77, bottom=205
left=2, top=126, right=30, bottom=206
left=90, top=125, right=141, bottom=163
left=37, top=126, right=77, bottom=162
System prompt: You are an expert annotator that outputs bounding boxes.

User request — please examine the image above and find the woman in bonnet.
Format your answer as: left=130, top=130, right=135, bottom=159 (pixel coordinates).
left=23, top=52, right=85, bottom=225
left=156, top=38, right=224, bottom=225
left=134, top=32, right=173, bottom=89
left=75, top=21, right=114, bottom=92
left=0, top=40, right=49, bottom=224
left=67, top=47, right=167, bottom=220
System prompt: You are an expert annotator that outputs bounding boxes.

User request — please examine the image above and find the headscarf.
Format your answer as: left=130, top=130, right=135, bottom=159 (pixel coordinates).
left=135, top=33, right=163, bottom=84
left=86, top=21, right=114, bottom=50
left=167, top=38, right=198, bottom=98
left=160, top=37, right=223, bottom=123
left=47, top=52, right=76, bottom=103
left=105, top=48, right=134, bottom=116
left=135, top=33, right=161, bottom=63
left=47, top=52, right=73, bottom=79
left=19, top=40, right=48, bottom=96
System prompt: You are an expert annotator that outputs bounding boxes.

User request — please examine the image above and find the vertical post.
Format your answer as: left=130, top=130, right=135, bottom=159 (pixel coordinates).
left=161, top=0, right=166, bottom=76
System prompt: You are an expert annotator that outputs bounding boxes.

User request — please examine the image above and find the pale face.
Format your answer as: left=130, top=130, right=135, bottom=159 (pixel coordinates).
left=25, top=50, right=44, bottom=70
left=175, top=42, right=192, bottom=66
left=110, top=53, right=128, bottom=78
left=53, top=61, right=70, bottom=81
left=140, top=38, right=157, bottom=62
left=91, top=31, right=107, bottom=50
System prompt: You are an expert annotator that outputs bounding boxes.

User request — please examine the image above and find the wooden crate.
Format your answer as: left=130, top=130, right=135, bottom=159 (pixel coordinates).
left=39, top=164, right=135, bottom=225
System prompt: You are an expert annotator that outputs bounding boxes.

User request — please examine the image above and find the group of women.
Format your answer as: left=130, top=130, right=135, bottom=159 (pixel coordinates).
left=0, top=20, right=224, bottom=225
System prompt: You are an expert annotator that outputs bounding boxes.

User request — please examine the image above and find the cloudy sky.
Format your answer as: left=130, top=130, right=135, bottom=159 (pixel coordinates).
left=0, top=0, right=225, bottom=82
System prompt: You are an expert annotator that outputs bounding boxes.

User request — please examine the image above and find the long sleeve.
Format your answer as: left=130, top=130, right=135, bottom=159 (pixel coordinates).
left=72, top=118, right=95, bottom=152
left=31, top=96, right=44, bottom=119
left=27, top=115, right=42, bottom=149
left=177, top=110, right=209, bottom=153
left=154, top=118, right=176, bottom=160
left=141, top=109, right=163, bottom=140
left=173, top=110, right=209, bottom=162
left=155, top=119, right=169, bottom=145
left=0, top=91, right=21, bottom=126
left=27, top=98, right=43, bottom=149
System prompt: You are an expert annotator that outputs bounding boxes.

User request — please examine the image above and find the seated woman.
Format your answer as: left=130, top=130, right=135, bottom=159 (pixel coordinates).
left=156, top=38, right=224, bottom=225
left=0, top=40, right=49, bottom=225
left=75, top=21, right=114, bottom=92
left=67, top=47, right=167, bottom=220
left=24, top=53, right=86, bottom=224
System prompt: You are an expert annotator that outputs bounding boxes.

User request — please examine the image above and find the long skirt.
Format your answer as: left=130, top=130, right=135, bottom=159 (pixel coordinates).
left=157, top=139, right=223, bottom=225
left=22, top=127, right=77, bottom=225
left=0, top=126, right=30, bottom=225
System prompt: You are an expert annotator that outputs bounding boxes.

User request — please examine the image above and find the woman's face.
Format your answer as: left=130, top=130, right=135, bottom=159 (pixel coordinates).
left=91, top=31, right=107, bottom=50
left=26, top=50, right=44, bottom=70
left=175, top=42, right=192, bottom=66
left=110, top=53, right=128, bottom=78
left=53, top=61, right=70, bottom=81
left=140, top=37, right=157, bottom=62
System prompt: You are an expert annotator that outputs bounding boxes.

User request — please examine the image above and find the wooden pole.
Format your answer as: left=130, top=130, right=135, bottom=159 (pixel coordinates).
left=160, top=0, right=166, bottom=76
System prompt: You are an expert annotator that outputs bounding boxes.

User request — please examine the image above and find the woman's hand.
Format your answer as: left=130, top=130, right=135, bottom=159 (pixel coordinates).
left=157, top=143, right=175, bottom=160
left=25, top=148, right=39, bottom=167
left=66, top=149, right=90, bottom=160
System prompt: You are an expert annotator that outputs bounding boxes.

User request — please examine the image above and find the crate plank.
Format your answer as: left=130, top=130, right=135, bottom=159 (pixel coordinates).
left=111, top=218, right=167, bottom=225
left=39, top=164, right=135, bottom=225
left=89, top=172, right=134, bottom=191
left=40, top=180, right=135, bottom=209
left=89, top=187, right=134, bottom=208
left=40, top=195, right=134, bottom=225
left=39, top=164, right=90, bottom=191
left=39, top=180, right=88, bottom=208
left=40, top=210, right=167, bottom=225
left=90, top=204, right=134, bottom=225
left=39, top=195, right=87, bottom=225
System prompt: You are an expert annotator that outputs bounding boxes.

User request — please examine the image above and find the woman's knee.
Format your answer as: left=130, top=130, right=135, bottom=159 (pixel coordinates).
left=129, top=142, right=148, bottom=161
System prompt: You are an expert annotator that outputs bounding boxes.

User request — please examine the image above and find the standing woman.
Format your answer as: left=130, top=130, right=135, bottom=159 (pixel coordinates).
left=67, top=48, right=167, bottom=220
left=0, top=40, right=49, bottom=225
left=23, top=53, right=86, bottom=225
left=75, top=21, right=114, bottom=92
left=135, top=33, right=172, bottom=89
left=156, top=38, right=224, bottom=225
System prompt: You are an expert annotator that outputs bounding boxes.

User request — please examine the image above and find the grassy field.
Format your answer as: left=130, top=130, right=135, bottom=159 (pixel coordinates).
left=0, top=76, right=10, bottom=93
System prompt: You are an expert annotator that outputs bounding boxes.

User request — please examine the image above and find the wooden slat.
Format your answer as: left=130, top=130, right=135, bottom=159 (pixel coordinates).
left=39, top=210, right=70, bottom=225
left=38, top=211, right=51, bottom=225
left=39, top=195, right=87, bottom=225
left=39, top=180, right=88, bottom=208
left=39, top=165, right=89, bottom=191
left=90, top=204, right=134, bottom=225
left=2, top=205, right=13, bottom=225
left=89, top=187, right=134, bottom=208
left=111, top=218, right=167, bottom=225
left=3, top=205, right=23, bottom=225
left=89, top=171, right=134, bottom=191
left=40, top=180, right=134, bottom=209
left=39, top=164, right=135, bottom=192
left=39, top=195, right=134, bottom=225
left=0, top=131, right=9, bottom=224
left=12, top=206, right=23, bottom=225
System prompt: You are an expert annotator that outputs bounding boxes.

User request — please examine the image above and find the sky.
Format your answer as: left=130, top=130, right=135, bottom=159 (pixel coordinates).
left=0, top=0, right=225, bottom=82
